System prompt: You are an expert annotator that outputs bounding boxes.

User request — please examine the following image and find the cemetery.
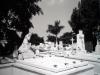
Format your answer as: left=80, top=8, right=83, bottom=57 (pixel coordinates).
left=0, top=0, right=100, bottom=75
left=0, top=30, right=100, bottom=75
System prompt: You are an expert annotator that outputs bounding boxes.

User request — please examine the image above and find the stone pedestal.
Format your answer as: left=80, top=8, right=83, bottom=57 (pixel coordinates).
left=95, top=40, right=100, bottom=55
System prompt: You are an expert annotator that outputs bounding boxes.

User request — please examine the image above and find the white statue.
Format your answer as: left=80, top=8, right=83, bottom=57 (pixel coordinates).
left=18, top=28, right=35, bottom=60
left=18, top=28, right=33, bottom=53
left=77, top=30, right=85, bottom=52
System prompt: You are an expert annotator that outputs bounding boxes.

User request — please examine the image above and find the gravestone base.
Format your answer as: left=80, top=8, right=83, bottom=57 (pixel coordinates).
left=95, top=44, right=100, bottom=55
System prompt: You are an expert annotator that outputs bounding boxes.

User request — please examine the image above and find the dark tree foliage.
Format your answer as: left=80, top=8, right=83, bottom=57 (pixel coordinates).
left=47, top=20, right=64, bottom=36
left=47, top=35, right=56, bottom=43
left=0, top=0, right=43, bottom=57
left=60, top=32, right=76, bottom=44
left=29, top=34, right=44, bottom=46
left=47, top=20, right=64, bottom=44
left=69, top=0, right=100, bottom=51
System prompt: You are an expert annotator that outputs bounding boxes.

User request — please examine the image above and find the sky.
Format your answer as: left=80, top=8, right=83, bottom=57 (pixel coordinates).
left=30, top=0, right=80, bottom=39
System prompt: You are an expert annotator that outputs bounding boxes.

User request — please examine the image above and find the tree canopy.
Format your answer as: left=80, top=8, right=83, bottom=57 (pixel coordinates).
left=47, top=20, right=64, bottom=43
left=69, top=0, right=100, bottom=41
left=29, top=34, right=44, bottom=46
left=47, top=35, right=56, bottom=43
left=47, top=20, right=64, bottom=35
left=60, top=32, right=76, bottom=44
left=69, top=0, right=100, bottom=51
left=0, top=0, right=43, bottom=57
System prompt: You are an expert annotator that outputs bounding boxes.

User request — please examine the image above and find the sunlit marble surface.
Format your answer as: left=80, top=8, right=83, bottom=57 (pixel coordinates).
left=17, top=54, right=88, bottom=73
left=49, top=50, right=100, bottom=75
left=0, top=56, right=94, bottom=75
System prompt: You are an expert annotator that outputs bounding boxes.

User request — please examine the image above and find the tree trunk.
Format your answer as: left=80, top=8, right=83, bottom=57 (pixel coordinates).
left=55, top=35, right=58, bottom=48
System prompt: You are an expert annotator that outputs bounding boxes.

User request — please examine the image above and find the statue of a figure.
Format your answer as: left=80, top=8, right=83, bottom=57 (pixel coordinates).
left=18, top=28, right=35, bottom=60
left=18, top=27, right=33, bottom=53
left=77, top=30, right=85, bottom=51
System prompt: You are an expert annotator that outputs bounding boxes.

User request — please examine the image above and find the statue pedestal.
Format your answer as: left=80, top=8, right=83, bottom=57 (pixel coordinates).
left=95, top=40, right=100, bottom=55
left=95, top=45, right=100, bottom=55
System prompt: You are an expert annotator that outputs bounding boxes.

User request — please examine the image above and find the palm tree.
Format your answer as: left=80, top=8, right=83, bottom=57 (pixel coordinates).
left=47, top=20, right=64, bottom=47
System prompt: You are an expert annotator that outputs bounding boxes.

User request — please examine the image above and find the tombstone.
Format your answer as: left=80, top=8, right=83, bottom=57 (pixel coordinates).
left=58, top=41, right=63, bottom=50
left=76, top=30, right=86, bottom=52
